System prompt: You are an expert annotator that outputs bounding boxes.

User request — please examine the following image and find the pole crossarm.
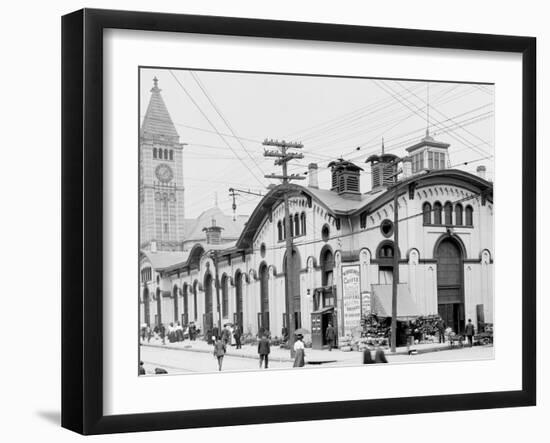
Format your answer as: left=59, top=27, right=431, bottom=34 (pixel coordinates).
left=262, top=139, right=303, bottom=149
left=264, top=174, right=306, bottom=181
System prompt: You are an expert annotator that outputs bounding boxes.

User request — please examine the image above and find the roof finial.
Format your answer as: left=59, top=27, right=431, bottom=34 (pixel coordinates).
left=381, top=137, right=385, bottom=155
left=151, top=76, right=160, bottom=92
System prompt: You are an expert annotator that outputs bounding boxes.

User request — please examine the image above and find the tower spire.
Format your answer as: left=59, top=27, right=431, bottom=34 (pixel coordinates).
left=381, top=137, right=385, bottom=155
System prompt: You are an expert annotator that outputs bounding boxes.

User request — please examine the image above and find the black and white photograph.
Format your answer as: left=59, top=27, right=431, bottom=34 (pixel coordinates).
left=138, top=67, right=495, bottom=375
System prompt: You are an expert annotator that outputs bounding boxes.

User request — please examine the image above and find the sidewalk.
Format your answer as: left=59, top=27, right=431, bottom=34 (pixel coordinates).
left=141, top=338, right=456, bottom=364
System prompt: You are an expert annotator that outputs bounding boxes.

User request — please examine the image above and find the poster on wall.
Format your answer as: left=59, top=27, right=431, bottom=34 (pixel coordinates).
left=361, top=291, right=372, bottom=316
left=342, top=265, right=361, bottom=336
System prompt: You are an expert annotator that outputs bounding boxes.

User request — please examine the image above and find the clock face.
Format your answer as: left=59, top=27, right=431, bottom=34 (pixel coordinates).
left=155, top=164, right=173, bottom=183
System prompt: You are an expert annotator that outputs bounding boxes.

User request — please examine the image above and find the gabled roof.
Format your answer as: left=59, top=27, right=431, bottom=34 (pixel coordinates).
left=140, top=250, right=190, bottom=271
left=235, top=184, right=384, bottom=250
left=140, top=77, right=180, bottom=144
left=235, top=169, right=493, bottom=250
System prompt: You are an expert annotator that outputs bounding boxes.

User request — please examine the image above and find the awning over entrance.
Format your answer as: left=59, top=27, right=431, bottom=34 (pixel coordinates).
left=370, top=283, right=421, bottom=319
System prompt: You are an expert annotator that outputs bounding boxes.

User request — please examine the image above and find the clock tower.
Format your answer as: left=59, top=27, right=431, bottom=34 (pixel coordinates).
left=140, top=77, right=186, bottom=251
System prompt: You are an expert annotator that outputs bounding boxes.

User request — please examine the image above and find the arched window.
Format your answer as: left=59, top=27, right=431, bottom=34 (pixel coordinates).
left=169, top=150, right=173, bottom=160
left=277, top=221, right=283, bottom=241
left=164, top=149, right=168, bottom=159
left=423, top=202, right=432, bottom=225
left=288, top=216, right=294, bottom=237
left=153, top=147, right=157, bottom=159
left=455, top=204, right=463, bottom=226
left=221, top=275, right=228, bottom=318
left=294, top=213, right=300, bottom=236
left=465, top=205, right=474, bottom=226
left=444, top=202, right=453, bottom=225
left=321, top=248, right=334, bottom=287
left=434, top=202, right=442, bottom=225
left=300, top=212, right=306, bottom=235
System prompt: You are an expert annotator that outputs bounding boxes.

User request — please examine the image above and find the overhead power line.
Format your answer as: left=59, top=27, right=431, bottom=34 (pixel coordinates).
left=168, top=70, right=267, bottom=188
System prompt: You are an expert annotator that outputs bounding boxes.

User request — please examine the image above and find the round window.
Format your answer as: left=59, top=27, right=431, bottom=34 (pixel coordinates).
left=321, top=224, right=330, bottom=241
left=380, top=219, right=394, bottom=238
left=260, top=243, right=266, bottom=258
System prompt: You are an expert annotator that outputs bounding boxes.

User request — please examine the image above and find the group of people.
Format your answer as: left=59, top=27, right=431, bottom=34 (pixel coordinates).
left=140, top=321, right=199, bottom=345
left=436, top=318, right=477, bottom=347
left=213, top=331, right=307, bottom=372
left=362, top=346, right=388, bottom=364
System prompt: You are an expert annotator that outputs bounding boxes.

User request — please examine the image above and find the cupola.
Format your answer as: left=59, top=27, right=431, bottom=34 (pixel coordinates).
left=405, top=129, right=450, bottom=173
left=366, top=140, right=399, bottom=189
left=327, top=159, right=363, bottom=200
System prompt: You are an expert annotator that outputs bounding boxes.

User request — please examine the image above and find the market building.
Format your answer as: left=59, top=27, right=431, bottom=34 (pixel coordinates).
left=139, top=79, right=494, bottom=349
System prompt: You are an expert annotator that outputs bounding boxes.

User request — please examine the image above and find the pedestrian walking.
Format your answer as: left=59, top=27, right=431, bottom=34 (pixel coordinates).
left=374, top=346, right=388, bottom=363
left=465, top=318, right=475, bottom=347
left=168, top=322, right=176, bottom=343
left=363, top=348, right=375, bottom=364
left=175, top=321, right=184, bottom=341
left=213, top=337, right=226, bottom=371
left=140, top=323, right=147, bottom=342
left=159, top=323, right=166, bottom=345
left=293, top=334, right=306, bottom=367
left=189, top=322, right=196, bottom=341
left=222, top=324, right=231, bottom=346
left=258, top=334, right=271, bottom=369
left=325, top=322, right=336, bottom=351
left=437, top=319, right=446, bottom=344
left=234, top=324, right=242, bottom=349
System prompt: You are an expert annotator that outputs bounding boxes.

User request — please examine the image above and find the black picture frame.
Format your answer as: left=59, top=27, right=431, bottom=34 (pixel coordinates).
left=61, top=8, right=536, bottom=435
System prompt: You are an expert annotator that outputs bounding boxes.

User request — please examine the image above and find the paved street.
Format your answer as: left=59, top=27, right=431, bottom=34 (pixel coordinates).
left=140, top=343, right=493, bottom=375
left=141, top=345, right=291, bottom=374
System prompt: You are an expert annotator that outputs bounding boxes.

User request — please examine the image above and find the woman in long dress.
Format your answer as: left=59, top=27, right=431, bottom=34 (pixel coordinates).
left=293, top=334, right=305, bottom=367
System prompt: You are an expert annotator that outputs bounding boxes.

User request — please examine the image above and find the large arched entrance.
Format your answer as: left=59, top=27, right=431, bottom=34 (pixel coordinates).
left=182, top=284, right=189, bottom=325
left=203, top=273, right=214, bottom=338
left=258, top=263, right=270, bottom=333
left=142, top=286, right=150, bottom=326
left=436, top=236, right=465, bottom=334
left=283, top=248, right=302, bottom=330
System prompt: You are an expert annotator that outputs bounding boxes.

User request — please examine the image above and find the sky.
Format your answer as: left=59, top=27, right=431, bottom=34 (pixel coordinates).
left=140, top=67, right=494, bottom=219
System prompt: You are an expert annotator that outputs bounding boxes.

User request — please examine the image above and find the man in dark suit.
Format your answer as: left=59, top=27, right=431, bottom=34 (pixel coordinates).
left=234, top=324, right=242, bottom=349
left=325, top=323, right=336, bottom=351
left=258, top=334, right=271, bottom=369
left=465, top=318, right=476, bottom=347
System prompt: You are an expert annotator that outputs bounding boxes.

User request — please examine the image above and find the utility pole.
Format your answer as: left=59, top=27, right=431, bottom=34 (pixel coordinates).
left=391, top=184, right=399, bottom=353
left=263, top=139, right=304, bottom=358
left=228, top=187, right=264, bottom=221
left=212, top=250, right=222, bottom=335
left=389, top=159, right=402, bottom=353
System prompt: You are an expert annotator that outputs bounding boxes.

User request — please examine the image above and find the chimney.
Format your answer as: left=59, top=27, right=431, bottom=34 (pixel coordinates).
left=402, top=157, right=412, bottom=178
left=203, top=218, right=223, bottom=245
left=308, top=163, right=319, bottom=188
left=476, top=165, right=487, bottom=180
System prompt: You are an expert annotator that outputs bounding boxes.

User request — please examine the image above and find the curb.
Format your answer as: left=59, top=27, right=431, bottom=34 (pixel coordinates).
left=141, top=342, right=295, bottom=363
left=141, top=341, right=465, bottom=363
